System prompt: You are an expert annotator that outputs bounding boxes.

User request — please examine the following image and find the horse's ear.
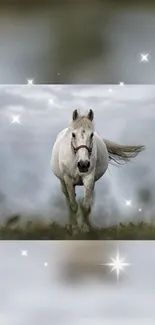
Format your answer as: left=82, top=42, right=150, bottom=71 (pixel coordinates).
left=87, top=109, right=94, bottom=121
left=72, top=109, right=78, bottom=121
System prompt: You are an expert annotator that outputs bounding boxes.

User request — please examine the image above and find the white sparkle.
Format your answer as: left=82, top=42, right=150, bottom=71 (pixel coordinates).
left=57, top=72, right=60, bottom=75
left=108, top=88, right=113, bottom=93
left=125, top=200, right=132, bottom=207
left=48, top=98, right=54, bottom=105
left=140, top=53, right=149, bottom=62
left=139, top=208, right=142, bottom=212
left=27, top=79, right=34, bottom=85
left=11, top=115, right=20, bottom=124
left=119, top=82, right=124, bottom=86
left=44, top=262, right=48, bottom=267
left=21, top=249, right=27, bottom=256
left=102, top=249, right=130, bottom=281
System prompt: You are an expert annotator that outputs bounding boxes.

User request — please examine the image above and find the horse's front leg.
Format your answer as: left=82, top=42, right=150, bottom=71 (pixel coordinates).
left=61, top=176, right=78, bottom=233
left=63, top=175, right=78, bottom=214
left=80, top=173, right=95, bottom=230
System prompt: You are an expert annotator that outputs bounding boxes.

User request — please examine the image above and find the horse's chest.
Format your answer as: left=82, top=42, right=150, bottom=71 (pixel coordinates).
left=74, top=175, right=83, bottom=186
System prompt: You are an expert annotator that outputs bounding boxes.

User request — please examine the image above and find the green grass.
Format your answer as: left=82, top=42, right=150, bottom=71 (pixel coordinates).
left=1, top=215, right=155, bottom=240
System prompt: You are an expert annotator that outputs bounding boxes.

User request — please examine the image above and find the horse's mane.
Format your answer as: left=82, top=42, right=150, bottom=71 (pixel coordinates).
left=70, top=115, right=94, bottom=130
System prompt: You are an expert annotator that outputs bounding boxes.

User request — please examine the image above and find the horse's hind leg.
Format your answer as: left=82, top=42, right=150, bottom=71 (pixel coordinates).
left=60, top=180, right=78, bottom=234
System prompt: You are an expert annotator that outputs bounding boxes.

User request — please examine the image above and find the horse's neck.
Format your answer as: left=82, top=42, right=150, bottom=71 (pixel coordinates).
left=62, top=127, right=69, bottom=134
left=58, top=128, right=69, bottom=139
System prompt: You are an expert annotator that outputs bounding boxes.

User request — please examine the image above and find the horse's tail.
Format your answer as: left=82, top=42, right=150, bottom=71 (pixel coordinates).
left=103, top=139, right=145, bottom=166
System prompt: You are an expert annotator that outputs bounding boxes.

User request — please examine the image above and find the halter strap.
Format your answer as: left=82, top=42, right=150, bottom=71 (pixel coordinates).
left=72, top=144, right=92, bottom=154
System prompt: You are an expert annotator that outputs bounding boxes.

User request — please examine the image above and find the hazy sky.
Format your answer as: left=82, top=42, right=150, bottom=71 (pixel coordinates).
left=0, top=84, right=154, bottom=225
left=1, top=6, right=155, bottom=84
left=0, top=240, right=155, bottom=325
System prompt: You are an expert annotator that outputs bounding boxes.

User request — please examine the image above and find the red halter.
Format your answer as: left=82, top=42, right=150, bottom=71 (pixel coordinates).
left=72, top=144, right=92, bottom=154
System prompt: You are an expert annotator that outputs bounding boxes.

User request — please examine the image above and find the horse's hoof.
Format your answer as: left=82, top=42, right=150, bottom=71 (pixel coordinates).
left=66, top=224, right=72, bottom=233
left=81, top=223, right=90, bottom=233
left=66, top=224, right=79, bottom=235
left=72, top=225, right=79, bottom=236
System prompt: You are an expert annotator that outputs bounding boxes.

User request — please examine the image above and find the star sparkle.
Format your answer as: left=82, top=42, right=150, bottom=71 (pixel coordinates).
left=48, top=98, right=54, bottom=105
left=139, top=208, right=142, bottom=212
left=108, top=88, right=113, bottom=93
left=27, top=79, right=34, bottom=85
left=125, top=200, right=132, bottom=207
left=11, top=115, right=20, bottom=124
left=102, top=249, right=130, bottom=281
left=140, top=53, right=149, bottom=62
left=21, top=249, right=28, bottom=257
left=119, top=82, right=124, bottom=86
left=44, top=262, right=48, bottom=267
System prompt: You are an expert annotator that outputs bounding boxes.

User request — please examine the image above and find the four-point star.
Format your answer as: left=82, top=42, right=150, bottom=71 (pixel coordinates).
left=21, top=249, right=27, bottom=257
left=125, top=200, right=132, bottom=207
left=11, top=115, right=20, bottom=124
left=27, top=79, right=34, bottom=85
left=102, top=249, right=130, bottom=281
left=140, top=53, right=149, bottom=62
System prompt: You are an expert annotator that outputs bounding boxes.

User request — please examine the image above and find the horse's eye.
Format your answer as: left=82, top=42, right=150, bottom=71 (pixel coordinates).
left=90, top=132, right=94, bottom=138
left=72, top=133, right=76, bottom=138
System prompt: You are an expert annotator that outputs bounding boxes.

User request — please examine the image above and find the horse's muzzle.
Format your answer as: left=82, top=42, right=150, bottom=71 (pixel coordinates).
left=77, top=160, right=90, bottom=173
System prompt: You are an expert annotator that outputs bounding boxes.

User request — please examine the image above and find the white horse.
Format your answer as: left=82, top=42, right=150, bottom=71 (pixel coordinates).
left=51, top=109, right=145, bottom=233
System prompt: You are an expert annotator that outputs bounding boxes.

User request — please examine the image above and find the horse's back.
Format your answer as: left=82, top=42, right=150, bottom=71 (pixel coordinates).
left=94, top=132, right=109, bottom=181
left=54, top=128, right=68, bottom=142
left=51, top=128, right=68, bottom=180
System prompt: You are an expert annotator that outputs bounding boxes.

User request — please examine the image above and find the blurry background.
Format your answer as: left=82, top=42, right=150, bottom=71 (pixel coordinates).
left=0, top=84, right=154, bottom=226
left=0, top=240, right=155, bottom=325
left=0, top=3, right=154, bottom=322
left=0, top=0, right=155, bottom=83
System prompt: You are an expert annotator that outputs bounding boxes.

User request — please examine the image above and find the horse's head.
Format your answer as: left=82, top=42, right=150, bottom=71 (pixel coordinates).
left=70, top=109, right=94, bottom=173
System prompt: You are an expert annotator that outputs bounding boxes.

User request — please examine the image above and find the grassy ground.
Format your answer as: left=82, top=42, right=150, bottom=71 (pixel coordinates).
left=1, top=215, right=155, bottom=239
